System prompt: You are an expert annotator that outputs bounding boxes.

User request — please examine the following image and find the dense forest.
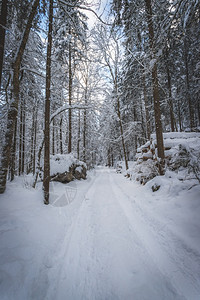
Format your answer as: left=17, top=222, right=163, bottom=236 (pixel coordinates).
left=0, top=2, right=200, bottom=299
left=0, top=0, right=199, bottom=203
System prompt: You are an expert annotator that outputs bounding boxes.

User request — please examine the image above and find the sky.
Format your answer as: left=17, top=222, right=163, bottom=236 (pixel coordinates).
left=85, top=0, right=111, bottom=29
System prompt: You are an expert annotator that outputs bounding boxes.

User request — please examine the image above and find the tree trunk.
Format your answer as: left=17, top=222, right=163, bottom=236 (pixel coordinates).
left=68, top=33, right=72, bottom=153
left=0, top=0, right=39, bottom=194
left=165, top=48, right=175, bottom=132
left=83, top=109, right=87, bottom=163
left=10, top=119, right=17, bottom=181
left=107, top=147, right=111, bottom=167
left=144, top=0, right=165, bottom=174
left=52, top=118, right=55, bottom=155
left=177, top=95, right=182, bottom=132
left=198, top=99, right=200, bottom=126
left=0, top=0, right=8, bottom=89
left=111, top=150, right=114, bottom=167
left=166, top=65, right=175, bottom=132
left=117, top=96, right=129, bottom=171
left=184, top=38, right=194, bottom=130
left=19, top=97, right=23, bottom=175
left=60, top=117, right=63, bottom=154
left=33, top=107, right=37, bottom=175
left=77, top=110, right=81, bottom=160
left=56, top=127, right=59, bottom=153
left=43, top=0, right=53, bottom=205
left=143, top=74, right=151, bottom=140
left=32, top=140, right=44, bottom=189
left=29, top=107, right=35, bottom=174
left=83, top=80, right=88, bottom=163
left=22, top=98, right=25, bottom=173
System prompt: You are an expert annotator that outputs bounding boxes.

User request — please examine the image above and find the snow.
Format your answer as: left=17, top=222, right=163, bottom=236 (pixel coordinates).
left=50, top=153, right=86, bottom=176
left=75, top=166, right=82, bottom=173
left=151, top=132, right=200, bottom=140
left=0, top=168, right=200, bottom=299
left=50, top=104, right=91, bottom=123
left=150, top=132, right=200, bottom=153
left=142, top=151, right=153, bottom=158
left=135, top=132, right=200, bottom=183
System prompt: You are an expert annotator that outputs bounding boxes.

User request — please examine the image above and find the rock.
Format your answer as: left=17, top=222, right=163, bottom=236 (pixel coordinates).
left=51, top=172, right=74, bottom=183
left=51, top=163, right=87, bottom=183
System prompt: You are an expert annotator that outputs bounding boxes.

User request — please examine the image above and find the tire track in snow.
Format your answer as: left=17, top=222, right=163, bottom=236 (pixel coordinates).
left=44, top=168, right=196, bottom=299
left=42, top=170, right=101, bottom=300
left=53, top=169, right=128, bottom=300
left=109, top=170, right=200, bottom=300
left=86, top=169, right=184, bottom=300
left=53, top=168, right=185, bottom=300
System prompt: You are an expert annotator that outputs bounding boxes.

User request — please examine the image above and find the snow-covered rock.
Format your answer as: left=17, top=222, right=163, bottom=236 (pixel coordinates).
left=50, top=154, right=87, bottom=183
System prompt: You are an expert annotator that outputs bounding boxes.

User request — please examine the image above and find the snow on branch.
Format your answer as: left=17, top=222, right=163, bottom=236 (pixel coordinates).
left=20, top=68, right=46, bottom=78
left=50, top=104, right=91, bottom=122
left=58, top=0, right=112, bottom=26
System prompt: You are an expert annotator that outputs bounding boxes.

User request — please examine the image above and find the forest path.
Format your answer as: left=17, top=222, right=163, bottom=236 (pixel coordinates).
left=46, top=167, right=200, bottom=300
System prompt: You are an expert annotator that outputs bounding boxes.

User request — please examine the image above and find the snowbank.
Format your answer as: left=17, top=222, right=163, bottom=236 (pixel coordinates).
left=50, top=153, right=86, bottom=176
left=143, top=171, right=200, bottom=253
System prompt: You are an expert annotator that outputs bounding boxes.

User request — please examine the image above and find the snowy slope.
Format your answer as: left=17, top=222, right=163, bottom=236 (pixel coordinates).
left=0, top=168, right=200, bottom=300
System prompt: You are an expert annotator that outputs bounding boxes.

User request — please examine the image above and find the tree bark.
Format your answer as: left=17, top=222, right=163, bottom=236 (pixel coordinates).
left=0, top=0, right=39, bottom=194
left=29, top=108, right=35, bottom=174
left=143, top=74, right=151, bottom=140
left=68, top=32, right=72, bottom=153
left=144, top=0, right=165, bottom=174
left=165, top=47, right=175, bottom=132
left=52, top=118, right=55, bottom=155
left=60, top=117, right=63, bottom=154
left=19, top=97, right=23, bottom=175
left=198, top=99, right=200, bottom=126
left=77, top=110, right=80, bottom=160
left=83, top=82, right=88, bottom=163
left=83, top=109, right=87, bottom=163
left=177, top=94, right=182, bottom=132
left=117, top=96, right=129, bottom=171
left=0, top=0, right=8, bottom=89
left=22, top=98, right=25, bottom=173
left=166, top=65, right=175, bottom=132
left=33, top=107, right=37, bottom=175
left=43, top=0, right=53, bottom=205
left=184, top=38, right=194, bottom=130
left=10, top=119, right=17, bottom=181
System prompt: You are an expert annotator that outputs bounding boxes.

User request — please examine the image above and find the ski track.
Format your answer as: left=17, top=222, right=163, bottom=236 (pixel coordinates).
left=42, top=168, right=200, bottom=300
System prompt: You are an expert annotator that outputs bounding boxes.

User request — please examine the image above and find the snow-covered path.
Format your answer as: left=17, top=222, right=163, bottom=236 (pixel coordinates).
left=45, top=168, right=200, bottom=300
left=1, top=167, right=200, bottom=300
